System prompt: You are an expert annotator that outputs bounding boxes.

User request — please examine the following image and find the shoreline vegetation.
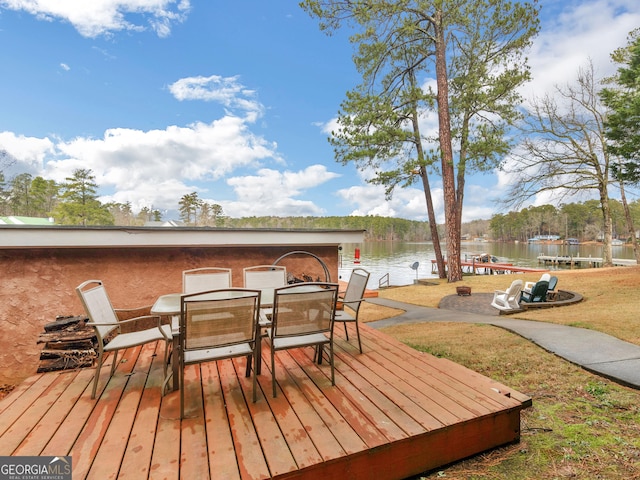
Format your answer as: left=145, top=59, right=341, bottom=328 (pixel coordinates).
left=1, top=266, right=638, bottom=478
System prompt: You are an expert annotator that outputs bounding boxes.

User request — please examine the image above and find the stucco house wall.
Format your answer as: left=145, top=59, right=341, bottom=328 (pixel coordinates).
left=0, top=227, right=363, bottom=384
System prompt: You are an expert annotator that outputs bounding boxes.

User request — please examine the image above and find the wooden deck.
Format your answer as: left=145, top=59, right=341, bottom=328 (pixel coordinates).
left=0, top=324, right=530, bottom=479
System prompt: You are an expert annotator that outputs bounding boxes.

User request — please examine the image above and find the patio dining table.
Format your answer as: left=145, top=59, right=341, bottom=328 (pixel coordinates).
left=150, top=285, right=323, bottom=391
left=151, top=290, right=263, bottom=392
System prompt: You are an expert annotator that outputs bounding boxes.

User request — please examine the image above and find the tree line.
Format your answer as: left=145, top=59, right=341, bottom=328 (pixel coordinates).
left=489, top=201, right=640, bottom=243
left=0, top=168, right=162, bottom=226
left=3, top=166, right=638, bottom=244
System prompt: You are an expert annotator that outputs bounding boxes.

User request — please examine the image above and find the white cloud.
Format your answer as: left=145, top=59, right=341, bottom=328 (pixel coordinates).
left=220, top=165, right=341, bottom=216
left=336, top=182, right=445, bottom=222
left=0, top=0, right=190, bottom=38
left=59, top=62, right=70, bottom=71
left=0, top=131, right=55, bottom=174
left=46, top=118, right=278, bottom=202
left=524, top=0, right=640, bottom=100
left=169, top=75, right=264, bottom=121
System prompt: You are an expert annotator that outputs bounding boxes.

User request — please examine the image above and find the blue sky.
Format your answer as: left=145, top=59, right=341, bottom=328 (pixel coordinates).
left=0, top=0, right=639, bottom=222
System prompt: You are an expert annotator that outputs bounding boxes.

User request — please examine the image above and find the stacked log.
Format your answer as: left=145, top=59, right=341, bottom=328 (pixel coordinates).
left=37, top=315, right=97, bottom=373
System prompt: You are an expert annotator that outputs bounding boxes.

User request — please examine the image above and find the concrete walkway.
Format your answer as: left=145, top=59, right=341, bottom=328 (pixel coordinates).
left=366, top=296, right=640, bottom=390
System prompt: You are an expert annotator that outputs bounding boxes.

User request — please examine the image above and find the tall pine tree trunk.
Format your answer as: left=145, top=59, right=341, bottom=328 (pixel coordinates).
left=434, top=9, right=462, bottom=282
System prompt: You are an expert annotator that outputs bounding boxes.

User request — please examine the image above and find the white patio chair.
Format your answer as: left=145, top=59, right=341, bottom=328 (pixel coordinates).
left=267, top=283, right=338, bottom=398
left=183, top=267, right=232, bottom=294
left=179, top=288, right=261, bottom=418
left=334, top=268, right=370, bottom=353
left=176, top=267, right=233, bottom=330
left=243, top=265, right=287, bottom=311
left=76, top=280, right=172, bottom=399
left=490, top=279, right=524, bottom=311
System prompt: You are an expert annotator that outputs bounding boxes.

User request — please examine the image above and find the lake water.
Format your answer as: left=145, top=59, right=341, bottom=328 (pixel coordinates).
left=338, top=241, right=637, bottom=289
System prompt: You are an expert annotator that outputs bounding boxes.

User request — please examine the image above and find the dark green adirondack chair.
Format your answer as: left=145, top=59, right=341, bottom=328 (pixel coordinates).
left=520, top=280, right=549, bottom=303
left=546, top=276, right=559, bottom=300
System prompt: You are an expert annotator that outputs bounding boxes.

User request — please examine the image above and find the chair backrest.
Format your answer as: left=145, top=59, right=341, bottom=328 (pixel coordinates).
left=243, top=265, right=287, bottom=290
left=76, top=280, right=119, bottom=340
left=272, top=283, right=338, bottom=338
left=183, top=267, right=232, bottom=294
left=548, top=276, right=558, bottom=291
left=539, top=273, right=551, bottom=282
left=343, top=268, right=370, bottom=313
left=530, top=280, right=549, bottom=301
left=180, top=289, right=260, bottom=352
left=506, top=279, right=523, bottom=297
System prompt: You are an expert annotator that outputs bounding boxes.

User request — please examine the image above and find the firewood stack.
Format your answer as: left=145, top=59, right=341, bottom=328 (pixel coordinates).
left=37, top=315, right=97, bottom=373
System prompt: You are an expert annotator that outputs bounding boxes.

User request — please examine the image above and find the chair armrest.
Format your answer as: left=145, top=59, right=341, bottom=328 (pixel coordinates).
left=259, top=310, right=272, bottom=327
left=339, top=296, right=367, bottom=304
left=89, top=314, right=164, bottom=335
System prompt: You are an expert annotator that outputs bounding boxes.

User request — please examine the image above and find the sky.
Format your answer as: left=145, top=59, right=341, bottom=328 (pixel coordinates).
left=0, top=0, right=639, bottom=223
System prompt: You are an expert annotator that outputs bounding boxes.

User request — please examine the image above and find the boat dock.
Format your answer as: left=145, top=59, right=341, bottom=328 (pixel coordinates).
left=537, top=255, right=637, bottom=268
left=431, top=259, right=547, bottom=275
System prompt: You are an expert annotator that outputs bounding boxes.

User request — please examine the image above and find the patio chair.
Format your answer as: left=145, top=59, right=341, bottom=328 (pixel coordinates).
left=76, top=280, right=172, bottom=399
left=490, top=279, right=524, bottom=311
left=176, top=267, right=233, bottom=330
left=520, top=280, right=549, bottom=303
left=524, top=273, right=550, bottom=293
left=243, top=265, right=287, bottom=307
left=183, top=267, right=232, bottom=294
left=267, top=283, right=338, bottom=398
left=546, top=276, right=559, bottom=300
left=179, top=288, right=261, bottom=418
left=334, top=268, right=370, bottom=353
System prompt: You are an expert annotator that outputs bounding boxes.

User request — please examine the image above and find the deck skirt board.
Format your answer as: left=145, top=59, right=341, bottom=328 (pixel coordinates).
left=0, top=323, right=530, bottom=479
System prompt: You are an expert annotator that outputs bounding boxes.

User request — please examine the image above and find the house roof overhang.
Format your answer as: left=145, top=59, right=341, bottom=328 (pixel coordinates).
left=0, top=226, right=365, bottom=249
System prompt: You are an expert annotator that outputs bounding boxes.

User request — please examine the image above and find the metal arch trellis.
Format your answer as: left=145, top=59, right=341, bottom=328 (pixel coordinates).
left=272, top=250, right=331, bottom=283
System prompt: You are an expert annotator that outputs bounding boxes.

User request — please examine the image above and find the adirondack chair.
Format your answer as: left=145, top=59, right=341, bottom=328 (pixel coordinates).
left=490, top=279, right=524, bottom=311
left=520, top=280, right=549, bottom=303
left=546, top=276, right=559, bottom=300
left=524, top=273, right=551, bottom=293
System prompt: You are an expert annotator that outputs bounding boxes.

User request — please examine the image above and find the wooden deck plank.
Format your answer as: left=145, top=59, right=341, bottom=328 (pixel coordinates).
left=0, top=326, right=530, bottom=480
left=233, top=358, right=300, bottom=477
left=252, top=354, right=324, bottom=471
left=148, top=392, right=181, bottom=480
left=87, top=342, right=159, bottom=479
left=334, top=342, right=446, bottom=431
left=269, top=351, right=348, bottom=462
left=0, top=371, right=76, bottom=455
left=179, top=365, right=211, bottom=479
left=361, top=335, right=504, bottom=416
left=87, top=344, right=154, bottom=478
left=47, top=347, right=141, bottom=477
left=330, top=341, right=431, bottom=437
left=217, top=360, right=271, bottom=480
left=278, top=347, right=368, bottom=457
left=365, top=325, right=525, bottom=409
left=291, top=348, right=393, bottom=449
left=0, top=373, right=44, bottom=415
left=13, top=369, right=94, bottom=456
left=0, top=373, right=57, bottom=437
left=117, top=345, right=165, bottom=480
left=200, top=361, right=242, bottom=480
